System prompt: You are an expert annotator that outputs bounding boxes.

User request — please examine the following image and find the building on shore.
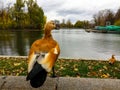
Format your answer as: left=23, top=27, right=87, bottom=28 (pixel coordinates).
left=54, top=20, right=60, bottom=30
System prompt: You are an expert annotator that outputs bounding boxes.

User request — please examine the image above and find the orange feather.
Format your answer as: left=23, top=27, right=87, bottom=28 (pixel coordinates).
left=27, top=21, right=60, bottom=72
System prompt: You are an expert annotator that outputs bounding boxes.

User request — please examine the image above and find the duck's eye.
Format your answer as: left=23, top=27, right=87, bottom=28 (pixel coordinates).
left=52, top=22, right=55, bottom=25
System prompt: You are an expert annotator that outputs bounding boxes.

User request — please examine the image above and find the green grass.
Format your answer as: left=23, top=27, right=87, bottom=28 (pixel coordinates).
left=0, top=58, right=120, bottom=79
left=0, top=59, right=27, bottom=76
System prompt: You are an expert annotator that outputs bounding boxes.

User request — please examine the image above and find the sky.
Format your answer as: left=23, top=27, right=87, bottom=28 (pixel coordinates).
left=1, top=0, right=120, bottom=23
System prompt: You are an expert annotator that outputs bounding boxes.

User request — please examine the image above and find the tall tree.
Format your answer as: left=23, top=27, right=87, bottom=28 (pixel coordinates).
left=13, top=0, right=25, bottom=28
left=83, top=20, right=90, bottom=29
left=60, top=19, right=66, bottom=28
left=115, top=8, right=120, bottom=21
left=66, top=19, right=73, bottom=28
left=26, top=0, right=44, bottom=29
left=114, top=8, right=120, bottom=26
left=74, top=20, right=83, bottom=28
left=104, top=9, right=114, bottom=25
left=93, top=9, right=115, bottom=26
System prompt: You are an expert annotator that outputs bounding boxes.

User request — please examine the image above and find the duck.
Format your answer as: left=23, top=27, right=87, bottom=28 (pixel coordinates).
left=26, top=21, right=60, bottom=88
left=109, top=54, right=116, bottom=65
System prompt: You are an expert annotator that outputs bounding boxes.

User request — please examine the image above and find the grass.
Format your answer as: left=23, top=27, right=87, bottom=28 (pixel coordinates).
left=0, top=58, right=120, bottom=79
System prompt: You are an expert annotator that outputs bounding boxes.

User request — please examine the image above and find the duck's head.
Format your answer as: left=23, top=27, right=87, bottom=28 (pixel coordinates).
left=112, top=54, right=115, bottom=58
left=112, top=54, right=115, bottom=56
left=44, top=21, right=56, bottom=32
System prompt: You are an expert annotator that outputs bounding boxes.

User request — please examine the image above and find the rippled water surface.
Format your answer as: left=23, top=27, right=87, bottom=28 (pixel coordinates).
left=0, top=29, right=120, bottom=60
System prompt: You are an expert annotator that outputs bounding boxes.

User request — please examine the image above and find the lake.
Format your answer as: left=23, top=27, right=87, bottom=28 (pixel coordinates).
left=0, top=29, right=120, bottom=60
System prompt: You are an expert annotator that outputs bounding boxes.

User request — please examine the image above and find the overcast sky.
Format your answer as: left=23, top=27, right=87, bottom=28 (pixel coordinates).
left=1, top=0, right=120, bottom=23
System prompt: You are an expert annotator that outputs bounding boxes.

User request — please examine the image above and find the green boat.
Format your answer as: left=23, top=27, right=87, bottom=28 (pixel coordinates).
left=94, top=25, right=120, bottom=33
left=106, top=25, right=120, bottom=31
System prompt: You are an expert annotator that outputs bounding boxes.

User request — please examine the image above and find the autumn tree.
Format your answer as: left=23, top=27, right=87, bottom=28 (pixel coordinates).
left=13, top=0, right=25, bottom=28
left=74, top=20, right=83, bottom=28
left=93, top=9, right=115, bottom=26
left=60, top=19, right=66, bottom=28
left=104, top=10, right=114, bottom=25
left=0, top=0, right=45, bottom=30
left=26, top=0, right=44, bottom=29
left=83, top=20, right=90, bottom=29
left=114, top=8, right=120, bottom=26
left=66, top=19, right=73, bottom=28
left=93, top=10, right=106, bottom=26
left=0, top=1, right=12, bottom=29
left=115, top=8, right=120, bottom=21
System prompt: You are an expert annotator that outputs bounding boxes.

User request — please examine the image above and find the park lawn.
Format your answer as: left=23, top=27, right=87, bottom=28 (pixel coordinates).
left=0, top=58, right=120, bottom=79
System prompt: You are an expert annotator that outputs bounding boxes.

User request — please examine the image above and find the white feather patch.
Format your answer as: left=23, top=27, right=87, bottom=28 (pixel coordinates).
left=37, top=53, right=52, bottom=72
left=30, top=48, right=58, bottom=72
left=54, top=48, right=58, bottom=54
left=37, top=52, right=47, bottom=64
left=28, top=53, right=37, bottom=73
left=41, top=64, right=51, bottom=72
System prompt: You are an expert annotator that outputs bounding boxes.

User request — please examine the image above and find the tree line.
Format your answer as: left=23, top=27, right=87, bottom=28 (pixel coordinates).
left=60, top=19, right=90, bottom=29
left=60, top=8, right=120, bottom=29
left=0, top=0, right=120, bottom=30
left=93, top=8, right=120, bottom=27
left=0, top=0, right=46, bottom=30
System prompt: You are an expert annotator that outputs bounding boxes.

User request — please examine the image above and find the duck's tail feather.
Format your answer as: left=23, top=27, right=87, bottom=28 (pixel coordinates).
left=26, top=62, right=47, bottom=88
left=30, top=69, right=47, bottom=88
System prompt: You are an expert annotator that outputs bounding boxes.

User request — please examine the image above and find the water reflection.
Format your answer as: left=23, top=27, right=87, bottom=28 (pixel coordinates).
left=0, top=29, right=120, bottom=60
left=52, top=29, right=120, bottom=60
left=0, top=31, right=43, bottom=56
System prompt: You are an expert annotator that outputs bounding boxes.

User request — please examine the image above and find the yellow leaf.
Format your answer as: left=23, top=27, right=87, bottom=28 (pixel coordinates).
left=74, top=68, right=78, bottom=71
left=2, top=69, right=5, bottom=75
left=16, top=73, right=19, bottom=76
left=88, top=66, right=92, bottom=70
left=103, top=66, right=108, bottom=70
left=14, top=63, right=21, bottom=66
left=101, top=74, right=109, bottom=78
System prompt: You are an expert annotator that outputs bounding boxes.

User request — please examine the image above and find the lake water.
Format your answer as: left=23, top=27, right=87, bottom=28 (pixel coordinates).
left=0, top=29, right=120, bottom=60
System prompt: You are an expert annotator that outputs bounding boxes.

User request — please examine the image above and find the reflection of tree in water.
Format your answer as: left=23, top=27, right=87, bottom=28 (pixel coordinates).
left=0, top=31, right=13, bottom=55
left=15, top=31, right=26, bottom=56
left=15, top=31, right=43, bottom=56
left=0, top=30, right=43, bottom=56
left=27, top=31, right=43, bottom=46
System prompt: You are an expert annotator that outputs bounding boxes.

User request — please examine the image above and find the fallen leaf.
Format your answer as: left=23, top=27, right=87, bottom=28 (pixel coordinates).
left=14, top=63, right=21, bottom=66
left=88, top=66, right=92, bottom=70
left=101, top=73, right=109, bottom=78
left=74, top=68, right=78, bottom=71
left=103, top=66, right=108, bottom=70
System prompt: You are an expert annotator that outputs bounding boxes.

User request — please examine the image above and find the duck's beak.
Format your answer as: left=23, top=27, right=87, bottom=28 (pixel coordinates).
left=54, top=23, right=57, bottom=29
left=54, top=21, right=60, bottom=30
